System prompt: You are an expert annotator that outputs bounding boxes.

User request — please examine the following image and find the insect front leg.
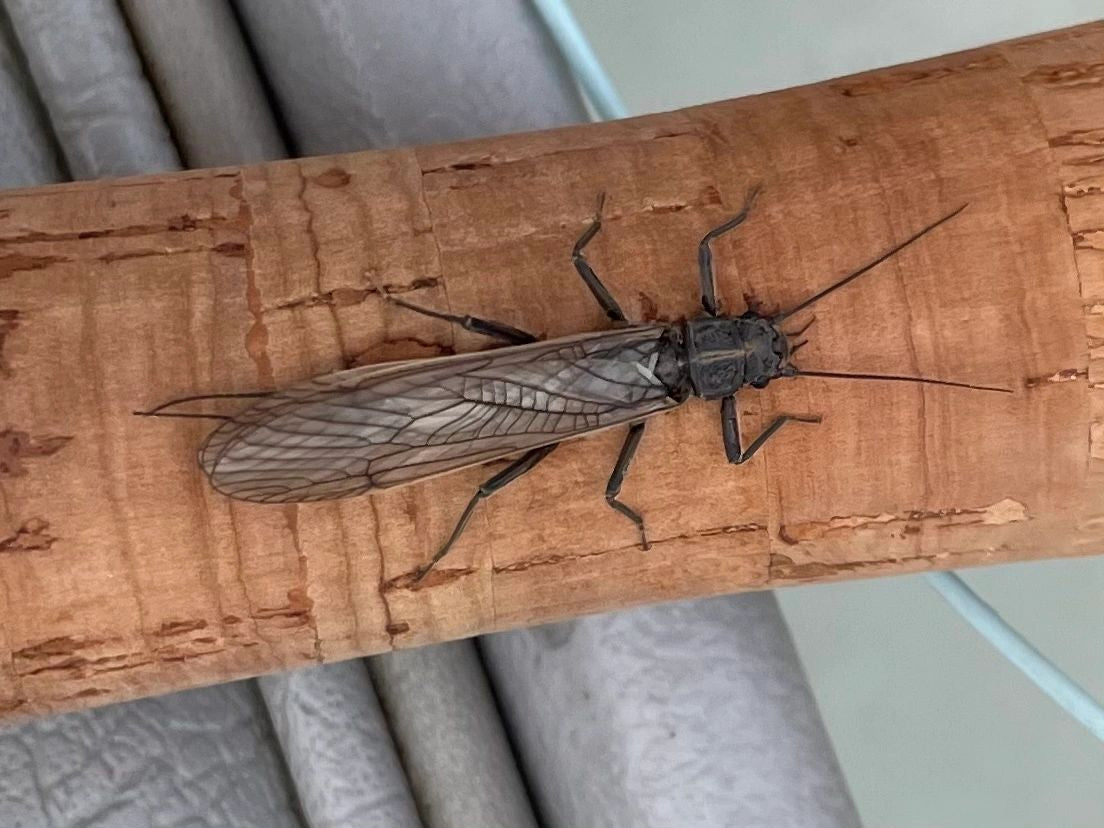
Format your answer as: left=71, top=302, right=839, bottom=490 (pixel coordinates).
left=414, top=444, right=557, bottom=581
left=573, top=193, right=630, bottom=323
left=386, top=295, right=537, bottom=345
left=698, top=184, right=761, bottom=316
left=721, top=394, right=820, bottom=464
left=605, top=422, right=650, bottom=549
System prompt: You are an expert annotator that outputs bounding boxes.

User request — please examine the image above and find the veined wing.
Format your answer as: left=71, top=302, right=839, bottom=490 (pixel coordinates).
left=199, top=325, right=681, bottom=503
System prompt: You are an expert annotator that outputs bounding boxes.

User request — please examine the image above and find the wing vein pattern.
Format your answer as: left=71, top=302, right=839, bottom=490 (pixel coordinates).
left=199, top=325, right=679, bottom=502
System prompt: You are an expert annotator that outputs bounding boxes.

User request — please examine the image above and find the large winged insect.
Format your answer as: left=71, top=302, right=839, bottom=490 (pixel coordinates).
left=140, top=188, right=1009, bottom=579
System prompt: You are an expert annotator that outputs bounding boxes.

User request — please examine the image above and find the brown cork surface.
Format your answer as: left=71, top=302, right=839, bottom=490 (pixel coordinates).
left=1, top=22, right=1104, bottom=719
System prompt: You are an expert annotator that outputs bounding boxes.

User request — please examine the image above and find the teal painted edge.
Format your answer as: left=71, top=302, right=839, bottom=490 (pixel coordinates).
left=531, top=0, right=628, bottom=120
left=534, top=0, right=1104, bottom=745
left=926, top=571, right=1104, bottom=741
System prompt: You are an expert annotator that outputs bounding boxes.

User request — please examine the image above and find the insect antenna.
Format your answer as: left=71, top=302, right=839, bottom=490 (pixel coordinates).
left=787, top=367, right=1011, bottom=394
left=783, top=314, right=816, bottom=338
left=774, top=203, right=968, bottom=323
left=133, top=391, right=274, bottom=421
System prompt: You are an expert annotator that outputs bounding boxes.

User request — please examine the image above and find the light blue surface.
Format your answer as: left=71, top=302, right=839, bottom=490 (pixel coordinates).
left=926, top=570, right=1104, bottom=742
left=782, top=563, right=1104, bottom=827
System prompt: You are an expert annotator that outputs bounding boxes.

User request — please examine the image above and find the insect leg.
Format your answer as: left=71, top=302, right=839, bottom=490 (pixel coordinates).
left=573, top=193, right=629, bottom=323
left=414, top=444, right=557, bottom=581
left=387, top=295, right=537, bottom=345
left=698, top=184, right=762, bottom=316
left=721, top=394, right=820, bottom=464
left=605, top=422, right=650, bottom=549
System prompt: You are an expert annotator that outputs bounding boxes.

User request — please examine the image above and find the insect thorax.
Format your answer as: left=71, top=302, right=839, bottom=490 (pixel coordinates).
left=683, top=314, right=788, bottom=399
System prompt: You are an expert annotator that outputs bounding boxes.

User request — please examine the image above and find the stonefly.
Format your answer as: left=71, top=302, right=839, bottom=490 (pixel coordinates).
left=139, top=188, right=1009, bottom=580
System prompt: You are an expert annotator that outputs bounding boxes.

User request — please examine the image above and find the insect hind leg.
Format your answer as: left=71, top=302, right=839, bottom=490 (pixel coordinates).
left=605, top=422, right=650, bottom=549
left=387, top=295, right=536, bottom=345
left=721, top=394, right=820, bottom=464
left=414, top=444, right=557, bottom=581
left=572, top=193, right=629, bottom=323
left=698, top=184, right=761, bottom=316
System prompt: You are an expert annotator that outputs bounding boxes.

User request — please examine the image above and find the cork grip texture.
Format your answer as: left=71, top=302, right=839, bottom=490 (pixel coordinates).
left=1, top=23, right=1103, bottom=719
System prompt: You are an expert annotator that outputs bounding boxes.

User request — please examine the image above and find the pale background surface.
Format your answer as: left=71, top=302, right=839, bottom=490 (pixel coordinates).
left=568, top=2, right=1104, bottom=826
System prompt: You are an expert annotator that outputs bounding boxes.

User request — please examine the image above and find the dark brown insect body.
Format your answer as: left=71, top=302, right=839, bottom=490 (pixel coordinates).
left=682, top=314, right=791, bottom=397
left=141, top=189, right=1007, bottom=578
